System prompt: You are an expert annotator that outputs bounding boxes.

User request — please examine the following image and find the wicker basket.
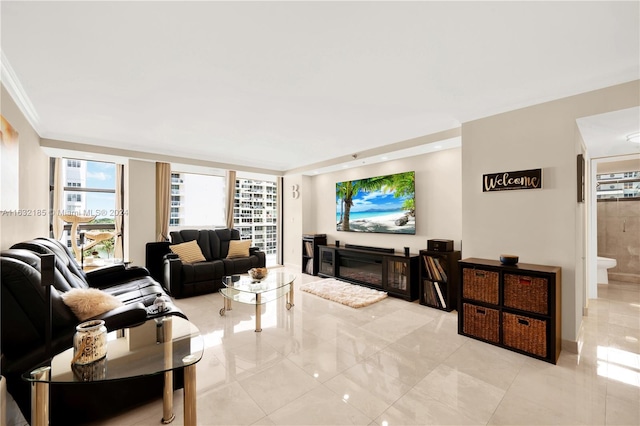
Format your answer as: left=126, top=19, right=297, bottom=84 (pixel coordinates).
left=462, top=303, right=499, bottom=343
left=503, top=312, right=547, bottom=357
left=504, top=274, right=548, bottom=314
left=462, top=269, right=499, bottom=304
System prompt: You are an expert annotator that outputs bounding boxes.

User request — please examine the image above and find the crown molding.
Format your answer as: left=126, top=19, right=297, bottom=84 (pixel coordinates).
left=1, top=50, right=41, bottom=132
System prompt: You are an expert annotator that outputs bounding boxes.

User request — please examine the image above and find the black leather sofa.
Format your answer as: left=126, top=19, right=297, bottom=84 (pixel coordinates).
left=145, top=228, right=266, bottom=298
left=1, top=237, right=185, bottom=424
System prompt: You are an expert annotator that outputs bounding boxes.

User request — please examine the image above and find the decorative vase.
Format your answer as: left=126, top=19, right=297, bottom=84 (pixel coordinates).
left=72, top=319, right=107, bottom=365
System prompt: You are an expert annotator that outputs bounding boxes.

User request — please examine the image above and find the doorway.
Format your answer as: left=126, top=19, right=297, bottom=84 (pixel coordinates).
left=577, top=106, right=640, bottom=301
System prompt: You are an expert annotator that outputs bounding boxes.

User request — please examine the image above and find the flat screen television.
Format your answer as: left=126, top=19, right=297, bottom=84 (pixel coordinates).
left=336, top=171, right=415, bottom=234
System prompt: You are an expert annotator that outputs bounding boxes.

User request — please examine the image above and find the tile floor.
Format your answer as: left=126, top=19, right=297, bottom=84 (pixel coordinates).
left=6, top=269, right=640, bottom=425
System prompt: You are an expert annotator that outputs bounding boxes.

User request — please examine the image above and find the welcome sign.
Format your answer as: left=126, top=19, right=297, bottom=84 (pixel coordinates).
left=483, top=169, right=542, bottom=192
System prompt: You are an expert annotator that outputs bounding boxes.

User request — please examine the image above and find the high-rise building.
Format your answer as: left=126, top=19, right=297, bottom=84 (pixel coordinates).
left=233, top=179, right=278, bottom=256
left=170, top=173, right=184, bottom=226
left=63, top=159, right=87, bottom=213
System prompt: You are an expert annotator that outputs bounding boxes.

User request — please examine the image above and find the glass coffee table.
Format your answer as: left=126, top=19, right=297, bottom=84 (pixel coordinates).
left=23, top=316, right=203, bottom=426
left=219, top=271, right=296, bottom=332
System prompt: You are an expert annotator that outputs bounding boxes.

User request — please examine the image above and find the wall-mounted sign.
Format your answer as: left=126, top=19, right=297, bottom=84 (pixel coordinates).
left=483, top=168, right=543, bottom=192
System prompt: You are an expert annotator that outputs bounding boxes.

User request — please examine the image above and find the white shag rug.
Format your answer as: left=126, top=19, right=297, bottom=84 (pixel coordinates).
left=300, top=279, right=388, bottom=308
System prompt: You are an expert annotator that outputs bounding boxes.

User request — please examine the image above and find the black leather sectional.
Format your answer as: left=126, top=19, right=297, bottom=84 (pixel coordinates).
left=1, top=237, right=185, bottom=424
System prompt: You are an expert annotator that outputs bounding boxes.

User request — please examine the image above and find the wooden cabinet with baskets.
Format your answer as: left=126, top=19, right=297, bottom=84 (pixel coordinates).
left=302, top=234, right=327, bottom=276
left=418, top=250, right=461, bottom=311
left=458, top=258, right=561, bottom=364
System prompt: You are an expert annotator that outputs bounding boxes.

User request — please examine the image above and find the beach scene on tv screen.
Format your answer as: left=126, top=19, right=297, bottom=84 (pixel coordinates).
left=336, top=171, right=415, bottom=234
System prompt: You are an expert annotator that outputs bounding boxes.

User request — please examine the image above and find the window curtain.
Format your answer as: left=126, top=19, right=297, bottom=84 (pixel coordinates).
left=114, top=164, right=124, bottom=259
left=156, top=162, right=171, bottom=242
left=225, top=170, right=236, bottom=229
left=52, top=157, right=65, bottom=240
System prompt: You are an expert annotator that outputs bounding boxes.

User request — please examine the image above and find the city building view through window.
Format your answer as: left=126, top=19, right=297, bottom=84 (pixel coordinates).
left=596, top=171, right=640, bottom=199
left=169, top=173, right=226, bottom=226
left=54, top=163, right=278, bottom=266
left=56, top=159, right=118, bottom=259
left=169, top=172, right=278, bottom=266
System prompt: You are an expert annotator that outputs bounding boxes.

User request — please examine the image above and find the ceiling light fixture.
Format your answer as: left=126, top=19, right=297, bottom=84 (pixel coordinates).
left=627, top=132, right=640, bottom=143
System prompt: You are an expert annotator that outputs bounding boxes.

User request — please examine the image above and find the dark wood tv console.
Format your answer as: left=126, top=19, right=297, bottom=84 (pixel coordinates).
left=317, top=244, right=419, bottom=301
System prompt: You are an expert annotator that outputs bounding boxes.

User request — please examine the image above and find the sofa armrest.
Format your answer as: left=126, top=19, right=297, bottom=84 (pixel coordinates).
left=145, top=241, right=171, bottom=285
left=90, top=302, right=148, bottom=331
left=86, top=266, right=152, bottom=289
left=163, top=257, right=184, bottom=298
left=252, top=249, right=266, bottom=267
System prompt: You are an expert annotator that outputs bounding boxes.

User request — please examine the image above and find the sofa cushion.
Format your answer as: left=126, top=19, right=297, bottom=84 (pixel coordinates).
left=170, top=230, right=214, bottom=260
left=61, top=288, right=124, bottom=321
left=226, top=240, right=252, bottom=259
left=1, top=255, right=77, bottom=356
left=222, top=257, right=259, bottom=275
left=11, top=239, right=89, bottom=290
left=103, top=282, right=166, bottom=306
left=215, top=228, right=240, bottom=258
left=180, top=260, right=224, bottom=284
left=170, top=240, right=206, bottom=263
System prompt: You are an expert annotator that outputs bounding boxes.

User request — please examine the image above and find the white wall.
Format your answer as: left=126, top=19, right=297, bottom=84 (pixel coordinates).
left=0, top=84, right=49, bottom=249
left=125, top=159, right=156, bottom=265
left=282, top=174, right=304, bottom=268
left=461, top=80, right=639, bottom=346
left=283, top=147, right=462, bottom=268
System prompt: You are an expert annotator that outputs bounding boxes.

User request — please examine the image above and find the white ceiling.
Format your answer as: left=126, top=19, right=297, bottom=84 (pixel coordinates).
left=577, top=107, right=640, bottom=159
left=1, top=1, right=639, bottom=173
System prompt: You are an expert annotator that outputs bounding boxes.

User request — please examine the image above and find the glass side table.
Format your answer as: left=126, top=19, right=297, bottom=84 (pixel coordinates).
left=220, top=272, right=296, bottom=332
left=23, top=316, right=203, bottom=426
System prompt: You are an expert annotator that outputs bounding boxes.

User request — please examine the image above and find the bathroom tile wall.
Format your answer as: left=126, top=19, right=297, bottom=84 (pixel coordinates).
left=597, top=199, right=640, bottom=283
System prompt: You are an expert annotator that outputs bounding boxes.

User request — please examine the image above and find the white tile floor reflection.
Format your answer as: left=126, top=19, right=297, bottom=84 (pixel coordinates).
left=7, top=269, right=640, bottom=425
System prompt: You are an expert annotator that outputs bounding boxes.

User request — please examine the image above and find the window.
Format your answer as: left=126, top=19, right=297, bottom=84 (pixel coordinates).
left=596, top=171, right=640, bottom=200
left=168, top=172, right=225, bottom=228
left=169, top=172, right=279, bottom=265
left=54, top=158, right=120, bottom=259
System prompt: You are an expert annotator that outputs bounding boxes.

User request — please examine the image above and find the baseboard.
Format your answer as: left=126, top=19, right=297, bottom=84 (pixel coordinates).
left=562, top=339, right=579, bottom=354
left=562, top=321, right=585, bottom=355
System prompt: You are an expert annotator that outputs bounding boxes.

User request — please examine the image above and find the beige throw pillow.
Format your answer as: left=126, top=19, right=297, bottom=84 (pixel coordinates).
left=170, top=240, right=206, bottom=263
left=61, top=288, right=124, bottom=321
left=227, top=240, right=252, bottom=259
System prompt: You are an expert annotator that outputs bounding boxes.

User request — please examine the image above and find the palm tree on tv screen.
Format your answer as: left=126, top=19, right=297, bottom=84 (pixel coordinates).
left=336, top=173, right=414, bottom=231
left=389, top=172, right=415, bottom=215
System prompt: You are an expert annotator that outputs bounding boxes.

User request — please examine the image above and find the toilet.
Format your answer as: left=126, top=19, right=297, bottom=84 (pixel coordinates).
left=597, top=256, right=617, bottom=284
